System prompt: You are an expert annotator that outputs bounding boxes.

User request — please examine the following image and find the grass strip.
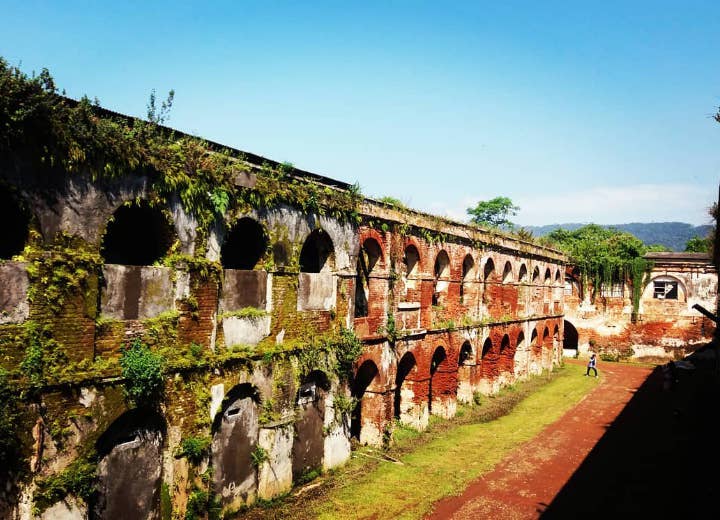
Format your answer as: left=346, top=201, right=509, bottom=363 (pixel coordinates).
left=312, top=364, right=596, bottom=520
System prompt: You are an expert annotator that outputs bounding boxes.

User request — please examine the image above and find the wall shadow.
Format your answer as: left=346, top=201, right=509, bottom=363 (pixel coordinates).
left=540, top=346, right=720, bottom=518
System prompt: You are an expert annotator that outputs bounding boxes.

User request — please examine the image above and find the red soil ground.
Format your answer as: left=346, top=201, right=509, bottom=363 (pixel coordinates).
left=426, top=351, right=720, bottom=519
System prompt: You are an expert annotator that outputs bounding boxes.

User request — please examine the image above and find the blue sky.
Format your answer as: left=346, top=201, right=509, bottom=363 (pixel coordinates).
left=2, top=1, right=719, bottom=226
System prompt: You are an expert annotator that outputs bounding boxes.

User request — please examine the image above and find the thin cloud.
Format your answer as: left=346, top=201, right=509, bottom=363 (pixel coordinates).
left=427, top=184, right=717, bottom=227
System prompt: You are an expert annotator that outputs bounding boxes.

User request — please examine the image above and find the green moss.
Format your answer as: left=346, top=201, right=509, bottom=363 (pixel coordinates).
left=33, top=456, right=97, bottom=513
left=218, top=307, right=269, bottom=321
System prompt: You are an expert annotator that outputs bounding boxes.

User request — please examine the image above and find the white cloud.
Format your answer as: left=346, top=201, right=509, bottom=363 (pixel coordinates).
left=515, top=184, right=716, bottom=226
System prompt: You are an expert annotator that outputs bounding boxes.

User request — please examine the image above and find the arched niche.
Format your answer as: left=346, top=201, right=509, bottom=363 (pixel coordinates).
left=402, top=244, right=421, bottom=296
left=0, top=185, right=30, bottom=259
left=394, top=352, right=418, bottom=423
left=220, top=217, right=270, bottom=312
left=433, top=250, right=451, bottom=305
left=355, top=238, right=383, bottom=318
left=101, top=201, right=175, bottom=265
left=351, top=360, right=380, bottom=442
left=544, top=268, right=552, bottom=285
left=532, top=266, right=540, bottom=283
left=458, top=341, right=473, bottom=366
left=460, top=254, right=475, bottom=303
left=92, top=409, right=165, bottom=520
left=484, top=258, right=495, bottom=282
left=554, top=269, right=562, bottom=284
left=292, top=371, right=330, bottom=480
left=500, top=334, right=510, bottom=352
left=211, top=384, right=260, bottom=507
left=429, top=346, right=449, bottom=415
left=563, top=320, right=579, bottom=350
left=519, top=264, right=528, bottom=282
left=221, top=217, right=268, bottom=269
left=299, top=229, right=335, bottom=273
left=502, top=261, right=513, bottom=283
left=480, top=337, right=493, bottom=378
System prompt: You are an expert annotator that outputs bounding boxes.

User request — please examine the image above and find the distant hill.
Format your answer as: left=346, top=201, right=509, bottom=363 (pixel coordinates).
left=525, top=222, right=713, bottom=252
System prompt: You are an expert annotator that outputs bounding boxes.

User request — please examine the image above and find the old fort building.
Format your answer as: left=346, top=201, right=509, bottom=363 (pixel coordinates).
left=0, top=80, right=712, bottom=518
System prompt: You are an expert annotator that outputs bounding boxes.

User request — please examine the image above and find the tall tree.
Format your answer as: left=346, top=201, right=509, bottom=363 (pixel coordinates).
left=466, top=196, right=519, bottom=229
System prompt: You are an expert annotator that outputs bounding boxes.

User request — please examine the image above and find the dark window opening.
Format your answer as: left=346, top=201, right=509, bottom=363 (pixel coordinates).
left=299, top=229, right=334, bottom=273
left=653, top=280, right=678, bottom=300
left=102, top=202, right=174, bottom=266
left=221, top=218, right=267, bottom=269
left=0, top=186, right=30, bottom=259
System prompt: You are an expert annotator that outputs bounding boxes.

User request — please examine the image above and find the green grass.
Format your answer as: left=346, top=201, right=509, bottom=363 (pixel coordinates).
left=310, top=365, right=596, bottom=520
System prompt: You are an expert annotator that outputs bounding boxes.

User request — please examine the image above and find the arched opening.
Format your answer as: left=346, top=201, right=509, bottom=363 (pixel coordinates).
left=563, top=320, right=579, bottom=351
left=500, top=334, right=510, bottom=352
left=355, top=238, right=382, bottom=318
left=514, top=331, right=526, bottom=377
left=92, top=409, right=164, bottom=520
left=457, top=341, right=474, bottom=403
left=530, top=329, right=541, bottom=365
left=532, top=267, right=540, bottom=283
left=102, top=201, right=174, bottom=265
left=211, top=384, right=260, bottom=507
left=554, top=269, right=561, bottom=284
left=484, top=258, right=495, bottom=282
left=460, top=254, right=474, bottom=303
left=299, top=229, right=335, bottom=273
left=432, top=250, right=450, bottom=306
left=429, top=346, right=448, bottom=414
left=404, top=245, right=420, bottom=277
left=292, top=371, right=331, bottom=480
left=459, top=341, right=473, bottom=366
left=553, top=324, right=560, bottom=359
left=502, top=261, right=513, bottom=283
left=0, top=185, right=30, bottom=259
left=221, top=218, right=267, bottom=269
left=394, top=352, right=417, bottom=421
left=351, top=360, right=379, bottom=441
left=544, top=268, right=552, bottom=285
left=519, top=264, right=528, bottom=282
left=480, top=337, right=493, bottom=378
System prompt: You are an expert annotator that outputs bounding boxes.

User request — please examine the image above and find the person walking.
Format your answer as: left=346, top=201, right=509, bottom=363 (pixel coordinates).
left=585, top=352, right=598, bottom=377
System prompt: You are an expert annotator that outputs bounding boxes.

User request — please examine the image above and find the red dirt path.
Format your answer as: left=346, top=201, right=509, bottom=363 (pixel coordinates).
left=426, top=354, right=720, bottom=519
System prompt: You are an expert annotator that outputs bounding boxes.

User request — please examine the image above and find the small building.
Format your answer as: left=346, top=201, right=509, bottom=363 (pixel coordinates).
left=563, top=252, right=717, bottom=362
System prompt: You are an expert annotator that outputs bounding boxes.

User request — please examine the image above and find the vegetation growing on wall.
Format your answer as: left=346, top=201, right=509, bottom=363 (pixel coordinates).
left=0, top=369, right=20, bottom=465
left=119, top=337, right=165, bottom=403
left=20, top=231, right=102, bottom=314
left=0, top=58, right=364, bottom=245
left=541, top=224, right=653, bottom=311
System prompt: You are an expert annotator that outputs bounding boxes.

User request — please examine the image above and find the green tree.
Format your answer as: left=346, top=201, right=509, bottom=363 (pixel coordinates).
left=466, top=197, right=519, bottom=229
left=684, top=235, right=711, bottom=253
